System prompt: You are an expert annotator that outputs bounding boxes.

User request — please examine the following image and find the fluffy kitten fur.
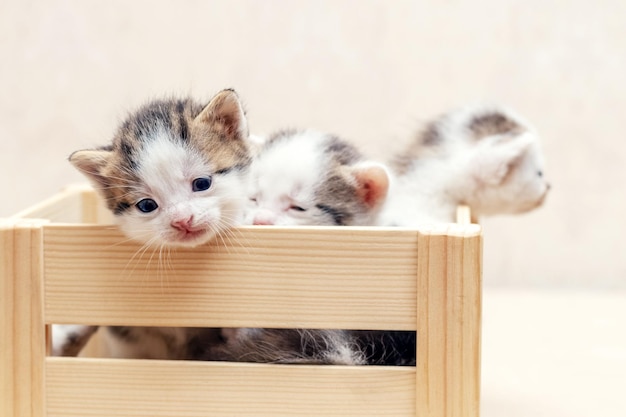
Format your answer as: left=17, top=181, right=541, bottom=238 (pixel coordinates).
left=196, top=328, right=366, bottom=365
left=246, top=129, right=390, bottom=226
left=54, top=89, right=252, bottom=360
left=56, top=103, right=548, bottom=367
left=207, top=129, right=392, bottom=365
left=380, top=104, right=550, bottom=227
left=54, top=117, right=392, bottom=365
left=70, top=89, right=251, bottom=248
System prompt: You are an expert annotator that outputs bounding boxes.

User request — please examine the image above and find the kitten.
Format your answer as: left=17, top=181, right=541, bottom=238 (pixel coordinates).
left=53, top=89, right=252, bottom=359
left=70, top=89, right=251, bottom=248
left=195, top=328, right=365, bottom=365
left=380, top=104, right=550, bottom=227
left=246, top=129, right=390, bottom=226
left=203, top=129, right=393, bottom=365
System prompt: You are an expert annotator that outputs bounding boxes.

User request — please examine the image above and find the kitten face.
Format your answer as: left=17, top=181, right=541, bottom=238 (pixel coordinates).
left=69, top=89, right=251, bottom=247
left=392, top=104, right=550, bottom=220
left=464, top=132, right=550, bottom=215
left=245, top=130, right=390, bottom=226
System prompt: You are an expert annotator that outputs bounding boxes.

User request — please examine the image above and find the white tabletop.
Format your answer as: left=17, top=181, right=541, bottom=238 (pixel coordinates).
left=482, top=289, right=626, bottom=417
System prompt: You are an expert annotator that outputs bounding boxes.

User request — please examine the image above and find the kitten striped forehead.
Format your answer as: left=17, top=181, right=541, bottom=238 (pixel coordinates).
left=114, top=98, right=201, bottom=169
left=253, top=130, right=329, bottom=194
left=136, top=125, right=207, bottom=193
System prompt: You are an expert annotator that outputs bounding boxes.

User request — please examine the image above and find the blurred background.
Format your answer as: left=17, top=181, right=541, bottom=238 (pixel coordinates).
left=1, top=1, right=624, bottom=416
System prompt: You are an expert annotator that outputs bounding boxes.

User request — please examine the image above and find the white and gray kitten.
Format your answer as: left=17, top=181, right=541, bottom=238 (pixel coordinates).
left=246, top=129, right=390, bottom=227
left=54, top=126, right=392, bottom=365
left=204, top=129, right=406, bottom=366
left=54, top=89, right=252, bottom=359
left=380, top=104, right=551, bottom=227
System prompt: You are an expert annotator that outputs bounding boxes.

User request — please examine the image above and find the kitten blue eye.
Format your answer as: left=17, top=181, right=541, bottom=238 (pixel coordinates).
left=290, top=205, right=307, bottom=212
left=537, top=170, right=543, bottom=177
left=192, top=177, right=212, bottom=192
left=136, top=198, right=158, bottom=213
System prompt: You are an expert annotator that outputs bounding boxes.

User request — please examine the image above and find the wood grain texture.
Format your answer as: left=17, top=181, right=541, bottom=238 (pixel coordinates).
left=46, top=357, right=415, bottom=417
left=4, top=187, right=483, bottom=417
left=10, top=184, right=113, bottom=225
left=415, top=225, right=482, bottom=417
left=0, top=219, right=47, bottom=417
left=10, top=185, right=85, bottom=223
left=43, top=225, right=421, bottom=330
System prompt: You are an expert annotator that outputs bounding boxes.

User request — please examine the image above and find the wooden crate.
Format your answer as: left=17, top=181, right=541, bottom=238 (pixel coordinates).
left=0, top=184, right=482, bottom=417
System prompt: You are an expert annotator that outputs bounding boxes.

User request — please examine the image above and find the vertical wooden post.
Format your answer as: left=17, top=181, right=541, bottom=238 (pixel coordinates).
left=416, top=225, right=482, bottom=417
left=1, top=219, right=47, bottom=417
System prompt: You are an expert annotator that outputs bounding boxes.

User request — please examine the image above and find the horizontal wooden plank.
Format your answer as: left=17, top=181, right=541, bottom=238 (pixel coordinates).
left=46, top=357, right=415, bottom=417
left=10, top=185, right=87, bottom=223
left=44, top=225, right=422, bottom=330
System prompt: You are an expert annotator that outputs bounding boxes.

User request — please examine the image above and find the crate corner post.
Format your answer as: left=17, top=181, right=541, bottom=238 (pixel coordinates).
left=1, top=218, right=48, bottom=417
left=416, top=224, right=482, bottom=417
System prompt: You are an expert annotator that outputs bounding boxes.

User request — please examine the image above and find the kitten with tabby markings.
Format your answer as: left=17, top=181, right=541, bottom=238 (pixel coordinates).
left=246, top=129, right=390, bottom=227
left=225, top=105, right=551, bottom=366
left=55, top=128, right=392, bottom=365
left=380, top=104, right=550, bottom=227
left=54, top=89, right=252, bottom=359
left=202, top=129, right=411, bottom=366
left=70, top=89, right=251, bottom=248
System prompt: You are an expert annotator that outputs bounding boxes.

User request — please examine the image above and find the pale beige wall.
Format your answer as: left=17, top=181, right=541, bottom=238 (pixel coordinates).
left=2, top=0, right=624, bottom=288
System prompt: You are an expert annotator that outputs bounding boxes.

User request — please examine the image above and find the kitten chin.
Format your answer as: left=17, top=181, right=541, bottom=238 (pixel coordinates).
left=69, top=89, right=252, bottom=248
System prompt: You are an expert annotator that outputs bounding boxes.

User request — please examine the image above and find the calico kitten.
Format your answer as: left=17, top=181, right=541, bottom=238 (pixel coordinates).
left=380, top=104, right=550, bottom=227
left=203, top=129, right=396, bottom=365
left=53, top=89, right=252, bottom=359
left=70, top=89, right=251, bottom=248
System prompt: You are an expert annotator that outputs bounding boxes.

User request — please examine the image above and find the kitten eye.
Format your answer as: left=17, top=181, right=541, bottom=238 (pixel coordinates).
left=537, top=170, right=543, bottom=177
left=136, top=198, right=158, bottom=213
left=192, top=177, right=212, bottom=192
left=289, top=205, right=307, bottom=212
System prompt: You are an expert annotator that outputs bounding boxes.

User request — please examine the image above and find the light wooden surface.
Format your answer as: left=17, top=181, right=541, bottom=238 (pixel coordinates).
left=43, top=224, right=423, bottom=329
left=10, top=184, right=114, bottom=225
left=1, top=187, right=483, bottom=417
left=46, top=358, right=415, bottom=417
left=0, top=219, right=47, bottom=417
left=481, top=290, right=626, bottom=417
left=416, top=225, right=482, bottom=417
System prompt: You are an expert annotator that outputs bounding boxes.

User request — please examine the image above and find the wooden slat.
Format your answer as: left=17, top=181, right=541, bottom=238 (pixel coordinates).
left=0, top=219, right=47, bottom=417
left=10, top=184, right=113, bottom=225
left=44, top=225, right=423, bottom=330
left=79, top=186, right=114, bottom=224
left=10, top=185, right=86, bottom=223
left=46, top=357, right=415, bottom=417
left=415, top=224, right=482, bottom=417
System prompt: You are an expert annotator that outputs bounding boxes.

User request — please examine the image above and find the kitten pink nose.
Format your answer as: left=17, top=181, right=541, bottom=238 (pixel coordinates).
left=171, top=215, right=194, bottom=232
left=253, top=215, right=275, bottom=226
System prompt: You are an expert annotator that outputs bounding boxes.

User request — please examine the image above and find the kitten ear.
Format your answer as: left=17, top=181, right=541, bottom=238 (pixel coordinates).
left=347, top=163, right=390, bottom=209
left=472, top=132, right=535, bottom=185
left=195, top=89, right=248, bottom=140
left=68, top=149, right=112, bottom=188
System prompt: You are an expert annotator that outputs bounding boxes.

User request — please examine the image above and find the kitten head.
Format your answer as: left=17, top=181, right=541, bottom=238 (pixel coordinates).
left=245, top=130, right=390, bottom=226
left=395, top=104, right=550, bottom=218
left=69, top=89, right=251, bottom=247
left=460, top=129, right=550, bottom=215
